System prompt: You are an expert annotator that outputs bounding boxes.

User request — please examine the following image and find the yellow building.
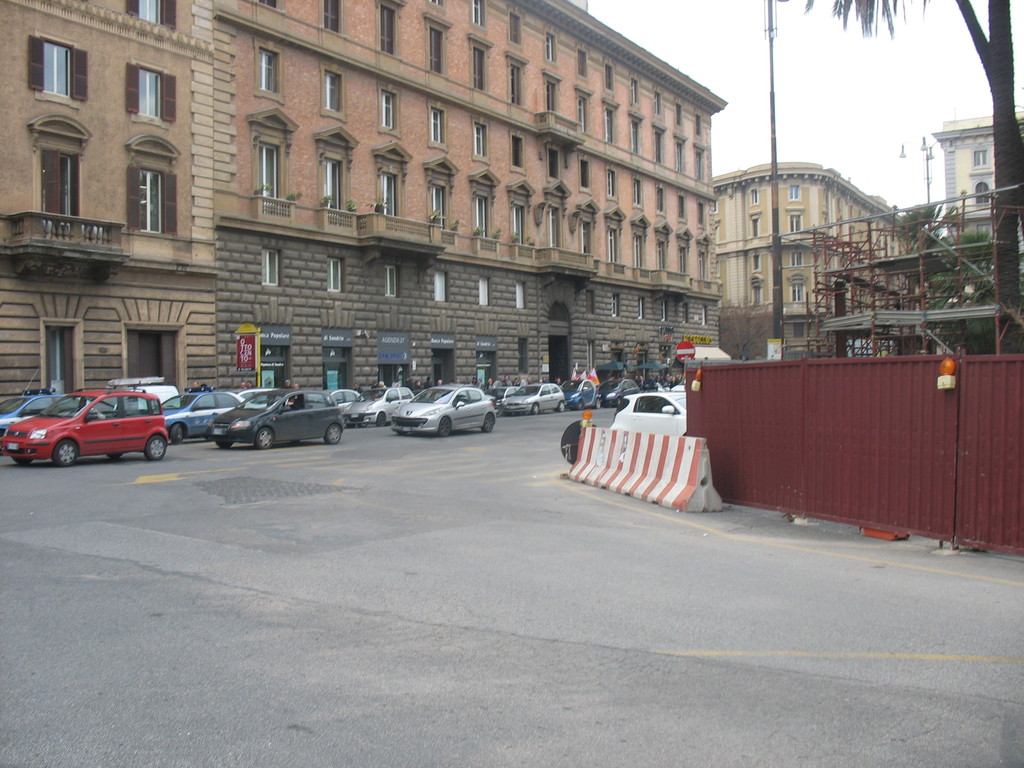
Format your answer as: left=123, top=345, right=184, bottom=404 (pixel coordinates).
left=713, top=162, right=889, bottom=356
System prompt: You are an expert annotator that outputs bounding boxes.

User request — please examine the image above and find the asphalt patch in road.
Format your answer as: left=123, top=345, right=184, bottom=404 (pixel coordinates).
left=196, top=476, right=339, bottom=505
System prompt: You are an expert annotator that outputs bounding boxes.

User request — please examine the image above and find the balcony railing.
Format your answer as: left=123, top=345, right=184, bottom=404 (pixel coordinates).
left=250, top=194, right=295, bottom=222
left=8, top=211, right=122, bottom=250
left=5, top=211, right=128, bottom=281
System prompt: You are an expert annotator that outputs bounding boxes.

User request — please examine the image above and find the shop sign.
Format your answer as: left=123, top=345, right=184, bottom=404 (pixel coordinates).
left=431, top=333, right=456, bottom=349
left=322, top=329, right=352, bottom=347
left=377, top=332, right=409, bottom=363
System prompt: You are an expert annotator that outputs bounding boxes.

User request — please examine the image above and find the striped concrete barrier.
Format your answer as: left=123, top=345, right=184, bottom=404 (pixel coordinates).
left=568, top=427, right=723, bottom=513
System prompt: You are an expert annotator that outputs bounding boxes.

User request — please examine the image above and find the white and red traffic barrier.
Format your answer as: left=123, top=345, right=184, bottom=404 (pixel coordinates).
left=568, top=428, right=722, bottom=513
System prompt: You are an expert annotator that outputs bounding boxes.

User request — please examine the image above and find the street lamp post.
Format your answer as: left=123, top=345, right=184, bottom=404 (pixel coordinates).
left=768, top=0, right=787, bottom=347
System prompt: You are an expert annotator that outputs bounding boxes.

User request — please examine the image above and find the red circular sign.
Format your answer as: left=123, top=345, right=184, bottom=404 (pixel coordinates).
left=675, top=340, right=696, bottom=362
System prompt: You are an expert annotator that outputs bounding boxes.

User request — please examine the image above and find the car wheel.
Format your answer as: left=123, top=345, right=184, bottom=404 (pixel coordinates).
left=375, top=411, right=387, bottom=427
left=556, top=400, right=566, bottom=412
left=168, top=422, right=186, bottom=445
left=144, top=435, right=167, bottom=461
left=215, top=440, right=233, bottom=449
left=12, top=457, right=32, bottom=466
left=530, top=403, right=540, bottom=415
left=481, top=413, right=495, bottom=433
left=52, top=439, right=79, bottom=467
left=254, top=427, right=274, bottom=450
left=324, top=423, right=343, bottom=445
left=437, top=417, right=452, bottom=437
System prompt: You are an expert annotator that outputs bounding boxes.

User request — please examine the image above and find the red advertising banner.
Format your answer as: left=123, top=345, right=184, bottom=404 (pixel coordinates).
left=236, top=333, right=257, bottom=372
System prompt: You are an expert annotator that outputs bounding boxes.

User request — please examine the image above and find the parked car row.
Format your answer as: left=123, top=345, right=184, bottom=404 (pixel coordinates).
left=2, top=377, right=668, bottom=467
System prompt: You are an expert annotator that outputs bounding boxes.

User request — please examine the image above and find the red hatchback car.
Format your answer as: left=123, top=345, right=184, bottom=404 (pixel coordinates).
left=1, top=390, right=168, bottom=467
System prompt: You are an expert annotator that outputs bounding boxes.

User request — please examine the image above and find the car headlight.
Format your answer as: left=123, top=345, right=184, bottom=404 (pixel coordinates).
left=229, top=420, right=251, bottom=430
left=29, top=428, right=48, bottom=439
left=421, top=407, right=443, bottom=418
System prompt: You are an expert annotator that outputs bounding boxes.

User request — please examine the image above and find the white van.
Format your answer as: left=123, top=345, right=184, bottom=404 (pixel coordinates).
left=107, top=377, right=180, bottom=403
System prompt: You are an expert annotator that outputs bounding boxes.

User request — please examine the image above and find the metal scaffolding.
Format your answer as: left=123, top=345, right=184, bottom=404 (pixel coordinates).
left=801, top=189, right=1020, bottom=357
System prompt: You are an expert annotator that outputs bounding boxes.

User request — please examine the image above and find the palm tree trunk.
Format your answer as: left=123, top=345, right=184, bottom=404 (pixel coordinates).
left=955, top=0, right=1023, bottom=351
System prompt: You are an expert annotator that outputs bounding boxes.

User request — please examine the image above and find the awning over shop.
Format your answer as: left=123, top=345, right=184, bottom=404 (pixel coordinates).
left=694, top=346, right=731, bottom=360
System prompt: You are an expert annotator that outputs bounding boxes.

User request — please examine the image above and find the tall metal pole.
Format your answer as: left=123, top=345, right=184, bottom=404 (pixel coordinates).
left=768, top=0, right=785, bottom=344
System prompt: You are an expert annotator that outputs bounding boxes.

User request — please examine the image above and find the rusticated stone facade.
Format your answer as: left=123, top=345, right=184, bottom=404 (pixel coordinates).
left=211, top=0, right=726, bottom=388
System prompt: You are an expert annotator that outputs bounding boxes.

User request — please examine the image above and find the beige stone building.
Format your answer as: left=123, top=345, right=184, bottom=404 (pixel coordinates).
left=0, top=0, right=217, bottom=393
left=932, top=115, right=1023, bottom=237
left=1, top=0, right=726, bottom=393
left=713, top=162, right=889, bottom=356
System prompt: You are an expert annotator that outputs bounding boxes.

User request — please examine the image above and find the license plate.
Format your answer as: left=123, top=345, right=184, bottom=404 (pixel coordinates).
left=397, top=426, right=411, bottom=433
left=5, top=442, right=19, bottom=451
left=211, top=426, right=225, bottom=435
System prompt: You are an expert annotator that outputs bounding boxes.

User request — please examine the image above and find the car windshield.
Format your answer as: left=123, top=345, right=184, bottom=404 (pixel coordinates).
left=40, top=394, right=97, bottom=418
left=513, top=385, right=540, bottom=396
left=597, top=380, right=621, bottom=392
left=239, top=392, right=282, bottom=410
left=161, top=394, right=198, bottom=410
left=412, top=387, right=455, bottom=404
left=356, top=390, right=386, bottom=402
left=0, top=396, right=31, bottom=413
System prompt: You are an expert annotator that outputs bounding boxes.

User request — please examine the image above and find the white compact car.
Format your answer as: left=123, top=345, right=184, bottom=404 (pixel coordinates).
left=344, top=386, right=414, bottom=427
left=610, top=392, right=687, bottom=436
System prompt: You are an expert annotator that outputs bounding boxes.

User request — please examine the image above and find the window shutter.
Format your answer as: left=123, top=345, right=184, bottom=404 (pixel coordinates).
left=41, top=150, right=61, bottom=212
left=72, top=47, right=88, bottom=100
left=162, top=74, right=176, bottom=121
left=125, top=64, right=139, bottom=113
left=163, top=0, right=177, bottom=28
left=126, top=167, right=141, bottom=230
left=127, top=0, right=140, bottom=16
left=162, top=173, right=177, bottom=235
left=28, top=36, right=44, bottom=90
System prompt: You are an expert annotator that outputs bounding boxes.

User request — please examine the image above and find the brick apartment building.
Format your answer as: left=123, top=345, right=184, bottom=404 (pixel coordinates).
left=1, top=0, right=726, bottom=393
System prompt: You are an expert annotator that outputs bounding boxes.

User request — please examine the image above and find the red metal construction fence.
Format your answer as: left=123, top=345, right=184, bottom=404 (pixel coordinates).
left=685, top=354, right=1024, bottom=555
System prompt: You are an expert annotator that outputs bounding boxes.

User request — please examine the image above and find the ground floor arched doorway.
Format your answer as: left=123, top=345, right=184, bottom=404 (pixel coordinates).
left=547, top=303, right=571, bottom=383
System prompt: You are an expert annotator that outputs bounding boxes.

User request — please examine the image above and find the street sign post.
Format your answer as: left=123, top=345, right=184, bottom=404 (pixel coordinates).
left=675, top=340, right=696, bottom=363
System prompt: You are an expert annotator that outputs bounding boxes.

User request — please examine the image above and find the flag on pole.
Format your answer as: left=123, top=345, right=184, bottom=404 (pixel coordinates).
left=587, top=367, right=599, bottom=384
left=571, top=363, right=581, bottom=380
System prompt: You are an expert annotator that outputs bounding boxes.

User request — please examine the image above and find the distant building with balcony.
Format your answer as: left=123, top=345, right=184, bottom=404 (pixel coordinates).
left=713, top=163, right=889, bottom=355
left=0, top=1, right=217, bottom=393
left=0, top=0, right=726, bottom=393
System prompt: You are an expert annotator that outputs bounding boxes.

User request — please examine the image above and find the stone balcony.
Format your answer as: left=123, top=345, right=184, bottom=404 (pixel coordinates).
left=3, top=211, right=128, bottom=281
left=534, top=111, right=585, bottom=152
left=355, top=212, right=447, bottom=266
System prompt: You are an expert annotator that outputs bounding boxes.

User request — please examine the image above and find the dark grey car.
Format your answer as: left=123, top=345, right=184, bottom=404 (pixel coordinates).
left=207, top=389, right=344, bottom=449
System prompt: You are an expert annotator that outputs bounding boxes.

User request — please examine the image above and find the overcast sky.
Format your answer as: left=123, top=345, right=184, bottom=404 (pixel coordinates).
left=585, top=0, right=1022, bottom=210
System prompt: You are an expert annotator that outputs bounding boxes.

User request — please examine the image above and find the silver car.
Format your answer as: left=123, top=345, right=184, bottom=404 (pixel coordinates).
left=501, top=382, right=566, bottom=415
left=344, top=386, right=413, bottom=427
left=391, top=385, right=496, bottom=436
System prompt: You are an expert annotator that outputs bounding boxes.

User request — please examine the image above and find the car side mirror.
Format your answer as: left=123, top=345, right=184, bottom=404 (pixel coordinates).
left=85, top=411, right=101, bottom=422
left=661, top=405, right=677, bottom=415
